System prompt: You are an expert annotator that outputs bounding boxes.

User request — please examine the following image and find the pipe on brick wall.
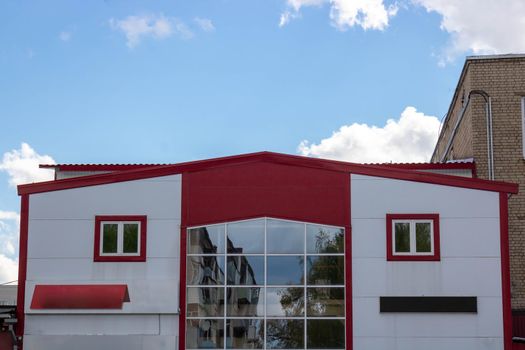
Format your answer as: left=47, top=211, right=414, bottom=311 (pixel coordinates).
left=440, top=90, right=494, bottom=180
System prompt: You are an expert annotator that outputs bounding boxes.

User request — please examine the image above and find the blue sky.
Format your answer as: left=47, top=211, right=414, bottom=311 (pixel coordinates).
left=1, top=0, right=524, bottom=282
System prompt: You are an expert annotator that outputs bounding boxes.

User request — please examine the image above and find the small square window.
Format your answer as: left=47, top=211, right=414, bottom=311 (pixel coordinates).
left=94, top=216, right=147, bottom=262
left=386, top=214, right=440, bottom=261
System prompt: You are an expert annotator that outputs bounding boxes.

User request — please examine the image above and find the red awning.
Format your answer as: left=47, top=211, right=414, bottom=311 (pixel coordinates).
left=30, top=284, right=130, bottom=309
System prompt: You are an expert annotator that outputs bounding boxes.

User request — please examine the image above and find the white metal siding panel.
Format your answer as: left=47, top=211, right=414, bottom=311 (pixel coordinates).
left=29, top=175, right=181, bottom=220
left=25, top=314, right=161, bottom=335
left=351, top=174, right=502, bottom=350
left=27, top=219, right=180, bottom=258
left=25, top=175, right=181, bottom=319
left=23, top=335, right=178, bottom=350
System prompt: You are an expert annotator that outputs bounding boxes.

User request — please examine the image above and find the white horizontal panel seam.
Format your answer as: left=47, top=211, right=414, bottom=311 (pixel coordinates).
left=29, top=218, right=181, bottom=221
left=352, top=256, right=500, bottom=259
left=352, top=296, right=503, bottom=299
left=353, top=335, right=503, bottom=339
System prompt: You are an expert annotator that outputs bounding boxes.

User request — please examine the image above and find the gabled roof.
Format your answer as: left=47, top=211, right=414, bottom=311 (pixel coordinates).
left=20, top=151, right=517, bottom=195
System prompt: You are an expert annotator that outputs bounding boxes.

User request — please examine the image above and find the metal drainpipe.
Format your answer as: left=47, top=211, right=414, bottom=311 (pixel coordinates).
left=440, top=90, right=494, bottom=180
left=8, top=324, right=18, bottom=350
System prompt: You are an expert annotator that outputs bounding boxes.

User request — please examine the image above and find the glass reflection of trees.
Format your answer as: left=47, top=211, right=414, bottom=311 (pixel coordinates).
left=269, top=224, right=345, bottom=349
left=187, top=219, right=345, bottom=349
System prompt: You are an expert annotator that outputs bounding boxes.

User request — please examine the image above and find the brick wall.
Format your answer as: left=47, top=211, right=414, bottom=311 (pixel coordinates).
left=432, top=56, right=525, bottom=309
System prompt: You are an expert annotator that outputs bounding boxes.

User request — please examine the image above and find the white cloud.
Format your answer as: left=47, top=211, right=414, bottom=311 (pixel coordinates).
left=194, top=17, right=215, bottom=32
left=298, top=106, right=441, bottom=163
left=0, top=142, right=56, bottom=284
left=0, top=211, right=19, bottom=283
left=0, top=255, right=18, bottom=284
left=0, top=143, right=55, bottom=187
left=59, top=31, right=72, bottom=42
left=413, top=0, right=525, bottom=63
left=280, top=0, right=397, bottom=30
left=109, top=14, right=196, bottom=48
left=174, top=20, right=194, bottom=40
left=330, top=0, right=398, bottom=31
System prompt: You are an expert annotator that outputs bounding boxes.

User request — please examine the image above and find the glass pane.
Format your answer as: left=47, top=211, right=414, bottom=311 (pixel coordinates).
left=186, top=287, right=224, bottom=317
left=186, top=319, right=224, bottom=349
left=227, top=256, right=264, bottom=285
left=307, top=256, right=344, bottom=285
left=307, top=287, right=344, bottom=317
left=266, top=287, right=304, bottom=316
left=416, top=222, right=432, bottom=253
left=227, top=219, right=265, bottom=254
left=266, top=319, right=304, bottom=349
left=188, top=225, right=225, bottom=254
left=226, top=319, right=264, bottom=349
left=102, top=223, right=118, bottom=253
left=267, top=256, right=304, bottom=285
left=123, top=223, right=139, bottom=253
left=306, top=319, right=345, bottom=349
left=267, top=219, right=304, bottom=254
left=187, top=256, right=225, bottom=285
left=394, top=222, right=410, bottom=253
left=227, top=287, right=264, bottom=316
left=307, top=225, right=344, bottom=254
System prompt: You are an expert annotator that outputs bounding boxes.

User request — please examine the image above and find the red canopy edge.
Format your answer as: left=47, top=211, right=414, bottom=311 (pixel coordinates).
left=30, top=284, right=130, bottom=309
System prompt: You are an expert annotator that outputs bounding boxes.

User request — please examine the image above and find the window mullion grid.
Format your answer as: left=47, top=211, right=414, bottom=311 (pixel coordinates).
left=303, top=222, right=307, bottom=350
left=264, top=217, right=267, bottom=350
left=224, top=223, right=227, bottom=350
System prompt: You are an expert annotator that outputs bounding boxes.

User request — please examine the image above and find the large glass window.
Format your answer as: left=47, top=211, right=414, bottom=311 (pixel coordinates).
left=186, top=218, right=345, bottom=349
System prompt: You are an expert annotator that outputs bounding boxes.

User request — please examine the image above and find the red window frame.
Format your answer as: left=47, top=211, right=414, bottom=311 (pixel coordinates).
left=386, top=213, right=440, bottom=261
left=94, top=215, right=147, bottom=262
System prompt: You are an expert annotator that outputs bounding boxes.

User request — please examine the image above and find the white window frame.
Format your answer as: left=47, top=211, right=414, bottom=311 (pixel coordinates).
left=99, top=221, right=141, bottom=257
left=392, top=219, right=434, bottom=256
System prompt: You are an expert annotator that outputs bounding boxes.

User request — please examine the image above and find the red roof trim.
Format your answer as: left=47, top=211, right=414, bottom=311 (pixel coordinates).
left=39, top=161, right=475, bottom=172
left=19, top=152, right=518, bottom=195
left=30, top=284, right=130, bottom=309
left=39, top=164, right=164, bottom=171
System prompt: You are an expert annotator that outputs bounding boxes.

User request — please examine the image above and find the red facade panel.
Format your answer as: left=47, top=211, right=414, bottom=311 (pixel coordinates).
left=183, top=162, right=350, bottom=227
left=179, top=161, right=351, bottom=350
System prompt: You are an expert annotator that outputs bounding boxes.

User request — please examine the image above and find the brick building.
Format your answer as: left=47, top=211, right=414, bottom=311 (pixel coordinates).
left=432, top=54, right=525, bottom=317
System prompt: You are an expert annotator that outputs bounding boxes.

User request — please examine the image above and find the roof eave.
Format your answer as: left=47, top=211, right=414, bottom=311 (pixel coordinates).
left=18, top=152, right=518, bottom=195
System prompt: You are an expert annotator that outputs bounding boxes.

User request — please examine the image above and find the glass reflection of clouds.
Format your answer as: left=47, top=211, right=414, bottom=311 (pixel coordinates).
left=267, top=219, right=304, bottom=254
left=227, top=219, right=265, bottom=254
left=267, top=256, right=304, bottom=285
left=266, top=287, right=304, bottom=317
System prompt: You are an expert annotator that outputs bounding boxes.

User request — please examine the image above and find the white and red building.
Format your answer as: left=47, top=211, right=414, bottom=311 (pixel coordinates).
left=13, top=152, right=516, bottom=350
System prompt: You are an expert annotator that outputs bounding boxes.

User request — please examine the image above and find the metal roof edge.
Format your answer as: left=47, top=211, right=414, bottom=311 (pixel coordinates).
left=19, top=152, right=517, bottom=195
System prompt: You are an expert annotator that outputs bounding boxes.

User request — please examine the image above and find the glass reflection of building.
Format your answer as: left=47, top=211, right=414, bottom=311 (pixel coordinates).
left=186, top=218, right=345, bottom=350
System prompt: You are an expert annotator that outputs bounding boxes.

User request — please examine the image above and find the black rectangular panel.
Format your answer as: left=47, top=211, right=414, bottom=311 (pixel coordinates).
left=380, top=296, right=477, bottom=313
